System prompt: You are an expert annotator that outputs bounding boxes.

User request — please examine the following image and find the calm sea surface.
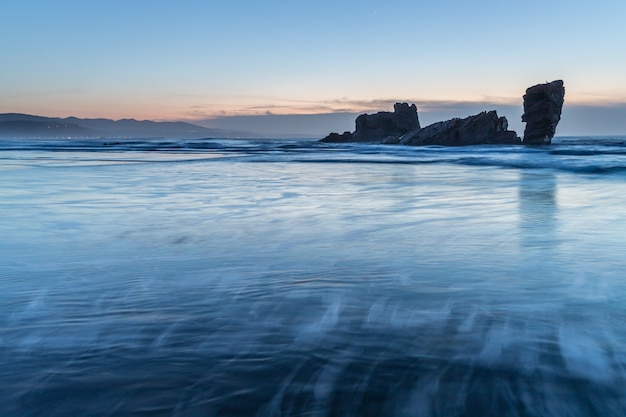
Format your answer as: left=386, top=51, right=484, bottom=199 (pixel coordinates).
left=1, top=137, right=626, bottom=416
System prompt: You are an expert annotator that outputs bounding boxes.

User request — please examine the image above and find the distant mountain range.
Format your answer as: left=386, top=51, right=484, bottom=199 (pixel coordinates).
left=0, top=113, right=259, bottom=139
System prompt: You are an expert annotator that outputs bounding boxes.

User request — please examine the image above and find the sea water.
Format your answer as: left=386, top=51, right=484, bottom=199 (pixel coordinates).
left=1, top=137, right=626, bottom=416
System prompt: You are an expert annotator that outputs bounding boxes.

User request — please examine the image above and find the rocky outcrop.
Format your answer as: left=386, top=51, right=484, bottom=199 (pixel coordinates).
left=353, top=103, right=420, bottom=142
left=320, top=131, right=354, bottom=143
left=401, top=111, right=520, bottom=146
left=522, top=80, right=565, bottom=145
left=321, top=80, right=565, bottom=146
left=322, top=103, right=419, bottom=143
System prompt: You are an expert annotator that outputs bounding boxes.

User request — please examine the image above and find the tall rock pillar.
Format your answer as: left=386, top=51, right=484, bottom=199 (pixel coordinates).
left=522, top=80, right=565, bottom=145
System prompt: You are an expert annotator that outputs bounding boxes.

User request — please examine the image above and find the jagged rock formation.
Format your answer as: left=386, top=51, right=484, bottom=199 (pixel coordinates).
left=321, top=80, right=565, bottom=146
left=353, top=103, right=420, bottom=142
left=522, top=80, right=565, bottom=145
left=322, top=103, right=419, bottom=143
left=321, top=131, right=354, bottom=143
left=401, top=111, right=520, bottom=146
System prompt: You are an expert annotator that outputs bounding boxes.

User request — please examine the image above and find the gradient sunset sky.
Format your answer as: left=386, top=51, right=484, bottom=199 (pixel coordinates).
left=2, top=0, right=625, bottom=135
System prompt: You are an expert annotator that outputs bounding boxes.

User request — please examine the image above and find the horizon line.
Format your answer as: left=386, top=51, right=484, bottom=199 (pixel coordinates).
left=4, top=99, right=626, bottom=124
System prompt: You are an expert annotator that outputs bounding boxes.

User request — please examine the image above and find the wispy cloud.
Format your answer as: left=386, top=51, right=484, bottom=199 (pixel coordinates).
left=177, top=94, right=626, bottom=138
left=183, top=96, right=522, bottom=120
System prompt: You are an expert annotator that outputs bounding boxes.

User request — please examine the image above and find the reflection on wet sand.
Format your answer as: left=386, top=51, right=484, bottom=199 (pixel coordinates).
left=518, top=171, right=558, bottom=251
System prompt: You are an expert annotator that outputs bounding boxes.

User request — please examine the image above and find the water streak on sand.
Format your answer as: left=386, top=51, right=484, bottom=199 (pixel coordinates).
left=1, top=137, right=626, bottom=416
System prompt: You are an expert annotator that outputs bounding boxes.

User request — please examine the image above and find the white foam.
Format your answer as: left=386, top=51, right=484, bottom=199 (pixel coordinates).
left=477, top=320, right=511, bottom=364
left=558, top=327, right=613, bottom=382
left=296, top=296, right=344, bottom=342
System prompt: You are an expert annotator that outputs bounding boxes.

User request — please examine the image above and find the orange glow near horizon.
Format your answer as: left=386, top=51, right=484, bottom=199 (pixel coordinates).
left=2, top=87, right=626, bottom=123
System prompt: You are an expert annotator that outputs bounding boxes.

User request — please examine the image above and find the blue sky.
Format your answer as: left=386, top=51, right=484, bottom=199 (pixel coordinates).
left=1, top=0, right=625, bottom=135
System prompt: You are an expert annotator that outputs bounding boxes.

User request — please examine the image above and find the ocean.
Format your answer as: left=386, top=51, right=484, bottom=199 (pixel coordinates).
left=1, top=137, right=626, bottom=416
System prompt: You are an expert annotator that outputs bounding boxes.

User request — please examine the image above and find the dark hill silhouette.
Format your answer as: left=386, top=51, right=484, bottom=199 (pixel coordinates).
left=0, top=113, right=256, bottom=139
left=0, top=120, right=89, bottom=137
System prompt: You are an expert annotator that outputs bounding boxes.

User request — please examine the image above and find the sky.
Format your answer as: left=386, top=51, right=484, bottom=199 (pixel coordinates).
left=1, top=0, right=625, bottom=136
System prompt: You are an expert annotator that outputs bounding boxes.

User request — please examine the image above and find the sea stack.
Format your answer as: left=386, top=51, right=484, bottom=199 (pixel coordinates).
left=522, top=80, right=565, bottom=145
left=400, top=110, right=520, bottom=146
left=322, top=103, right=419, bottom=143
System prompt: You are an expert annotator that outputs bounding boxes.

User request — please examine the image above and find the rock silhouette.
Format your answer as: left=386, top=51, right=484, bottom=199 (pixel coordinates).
left=322, top=103, right=419, bottom=143
left=401, top=111, right=520, bottom=146
left=321, top=131, right=355, bottom=143
left=321, top=80, right=565, bottom=146
left=522, top=80, right=565, bottom=145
